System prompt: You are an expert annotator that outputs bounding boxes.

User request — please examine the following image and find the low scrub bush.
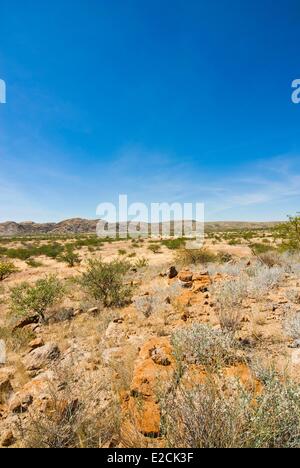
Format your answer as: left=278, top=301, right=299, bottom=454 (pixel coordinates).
left=257, top=251, right=282, bottom=267
left=176, top=248, right=217, bottom=266
left=274, top=215, right=300, bottom=251
left=247, top=266, right=284, bottom=299
left=285, top=289, right=300, bottom=304
left=251, top=243, right=276, bottom=255
left=148, top=244, right=161, bottom=254
left=161, top=371, right=300, bottom=448
left=17, top=365, right=121, bottom=448
left=10, top=275, right=65, bottom=322
left=0, top=325, right=35, bottom=352
left=0, top=260, right=18, bottom=281
left=59, top=249, right=81, bottom=267
left=79, top=258, right=133, bottom=308
left=26, top=258, right=44, bottom=268
left=134, top=258, right=149, bottom=269
left=284, top=311, right=300, bottom=340
left=171, top=324, right=237, bottom=371
left=162, top=238, right=186, bottom=250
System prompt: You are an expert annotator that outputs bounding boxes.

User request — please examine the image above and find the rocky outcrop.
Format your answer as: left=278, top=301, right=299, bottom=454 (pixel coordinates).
left=122, top=337, right=175, bottom=440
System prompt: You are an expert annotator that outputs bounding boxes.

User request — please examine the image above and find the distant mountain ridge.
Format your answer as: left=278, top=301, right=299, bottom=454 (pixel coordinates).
left=0, top=218, right=99, bottom=236
left=0, top=218, right=281, bottom=237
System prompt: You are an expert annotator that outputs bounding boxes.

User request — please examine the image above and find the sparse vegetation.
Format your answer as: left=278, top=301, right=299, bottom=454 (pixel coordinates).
left=1, top=223, right=300, bottom=448
left=161, top=371, right=300, bottom=448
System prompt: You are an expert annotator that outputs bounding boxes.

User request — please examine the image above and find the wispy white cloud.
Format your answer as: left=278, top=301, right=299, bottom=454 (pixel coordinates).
left=0, top=140, right=299, bottom=222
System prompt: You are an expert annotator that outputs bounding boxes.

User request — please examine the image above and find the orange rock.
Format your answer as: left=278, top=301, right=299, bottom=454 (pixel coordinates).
left=123, top=337, right=175, bottom=440
left=28, top=338, right=44, bottom=352
left=175, top=290, right=193, bottom=307
left=181, top=364, right=208, bottom=389
left=127, top=398, right=161, bottom=437
left=178, top=271, right=193, bottom=283
left=192, top=275, right=212, bottom=293
left=222, top=363, right=262, bottom=394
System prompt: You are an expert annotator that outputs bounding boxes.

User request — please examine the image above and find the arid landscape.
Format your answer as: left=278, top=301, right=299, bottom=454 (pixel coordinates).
left=0, top=217, right=300, bottom=448
left=1, top=0, right=300, bottom=452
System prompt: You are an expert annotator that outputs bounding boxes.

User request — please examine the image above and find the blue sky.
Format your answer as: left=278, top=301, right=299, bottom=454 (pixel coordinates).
left=0, top=0, right=300, bottom=222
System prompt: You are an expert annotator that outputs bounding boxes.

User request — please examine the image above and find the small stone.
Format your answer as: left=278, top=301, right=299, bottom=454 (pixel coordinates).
left=167, top=266, right=178, bottom=279
left=1, top=430, right=15, bottom=447
left=73, top=308, right=84, bottom=317
left=178, top=271, right=193, bottom=283
left=87, top=307, right=99, bottom=315
left=10, top=393, right=33, bottom=413
left=28, top=338, right=44, bottom=352
left=288, top=339, right=300, bottom=349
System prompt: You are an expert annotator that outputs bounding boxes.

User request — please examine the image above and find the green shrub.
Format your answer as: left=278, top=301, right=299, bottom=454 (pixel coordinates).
left=26, top=258, right=44, bottom=268
left=134, top=258, right=149, bottom=269
left=59, top=249, right=81, bottom=267
left=1, top=243, right=65, bottom=260
left=10, top=275, right=65, bottom=322
left=0, top=260, right=18, bottom=281
left=274, top=215, right=300, bottom=251
left=176, top=248, right=217, bottom=266
left=128, top=252, right=137, bottom=258
left=148, top=244, right=161, bottom=254
left=79, top=258, right=133, bottom=308
left=162, top=238, right=186, bottom=250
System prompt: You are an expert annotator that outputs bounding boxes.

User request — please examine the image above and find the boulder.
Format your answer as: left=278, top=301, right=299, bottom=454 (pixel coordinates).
left=22, top=343, right=60, bottom=372
left=9, top=376, right=52, bottom=414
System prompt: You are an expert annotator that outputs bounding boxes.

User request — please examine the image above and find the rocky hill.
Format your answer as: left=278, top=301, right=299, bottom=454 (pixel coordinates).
left=0, top=218, right=281, bottom=237
left=0, top=219, right=99, bottom=236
